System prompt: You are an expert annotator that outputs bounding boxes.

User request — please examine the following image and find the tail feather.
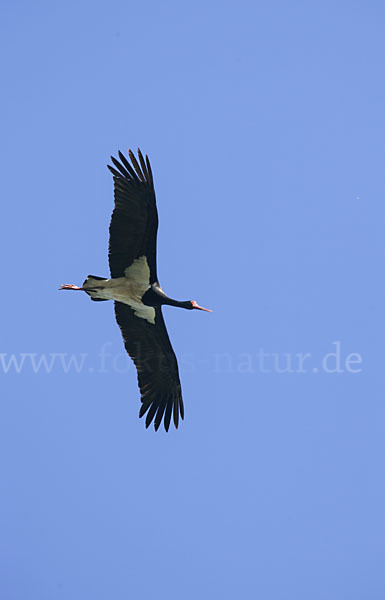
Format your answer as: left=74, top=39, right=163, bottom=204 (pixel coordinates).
left=85, top=275, right=107, bottom=281
left=82, top=275, right=109, bottom=301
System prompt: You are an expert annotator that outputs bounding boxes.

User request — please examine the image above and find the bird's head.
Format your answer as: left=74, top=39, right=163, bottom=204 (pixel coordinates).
left=189, top=300, right=212, bottom=312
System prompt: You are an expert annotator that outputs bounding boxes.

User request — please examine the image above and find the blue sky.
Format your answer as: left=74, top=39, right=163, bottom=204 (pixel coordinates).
left=2, top=1, right=385, bottom=598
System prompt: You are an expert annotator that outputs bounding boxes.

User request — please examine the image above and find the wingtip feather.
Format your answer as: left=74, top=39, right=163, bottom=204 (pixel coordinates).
left=128, top=150, right=145, bottom=182
left=164, top=402, right=173, bottom=432
left=173, top=396, right=179, bottom=429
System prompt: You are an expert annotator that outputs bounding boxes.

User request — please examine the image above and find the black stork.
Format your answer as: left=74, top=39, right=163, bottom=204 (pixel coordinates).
left=60, top=149, right=211, bottom=432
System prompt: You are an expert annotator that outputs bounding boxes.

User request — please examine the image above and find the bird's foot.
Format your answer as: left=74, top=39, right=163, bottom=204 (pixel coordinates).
left=59, top=284, right=84, bottom=291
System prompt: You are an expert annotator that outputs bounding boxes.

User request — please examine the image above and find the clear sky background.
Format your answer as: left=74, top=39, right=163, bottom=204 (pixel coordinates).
left=1, top=1, right=385, bottom=598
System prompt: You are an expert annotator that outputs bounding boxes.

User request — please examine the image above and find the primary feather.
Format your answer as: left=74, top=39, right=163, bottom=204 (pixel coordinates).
left=107, top=150, right=184, bottom=431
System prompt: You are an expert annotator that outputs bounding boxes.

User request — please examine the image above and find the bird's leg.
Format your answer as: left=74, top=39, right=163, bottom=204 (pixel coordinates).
left=59, top=284, right=85, bottom=291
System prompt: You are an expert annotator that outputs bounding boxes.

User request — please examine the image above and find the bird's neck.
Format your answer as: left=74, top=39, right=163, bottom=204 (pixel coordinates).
left=142, top=285, right=191, bottom=309
left=162, top=297, right=191, bottom=309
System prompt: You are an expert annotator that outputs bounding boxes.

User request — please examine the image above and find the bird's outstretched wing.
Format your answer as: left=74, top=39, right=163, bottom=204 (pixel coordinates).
left=114, top=301, right=184, bottom=431
left=107, top=149, right=158, bottom=283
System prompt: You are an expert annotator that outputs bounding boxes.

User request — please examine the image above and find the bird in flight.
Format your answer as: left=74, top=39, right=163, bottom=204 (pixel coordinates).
left=60, top=149, right=211, bottom=431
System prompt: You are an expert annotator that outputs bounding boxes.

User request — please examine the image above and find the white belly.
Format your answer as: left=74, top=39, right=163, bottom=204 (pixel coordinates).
left=84, top=257, right=156, bottom=324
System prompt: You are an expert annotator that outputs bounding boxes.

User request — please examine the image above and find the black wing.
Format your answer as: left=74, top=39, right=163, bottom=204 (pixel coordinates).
left=114, top=302, right=184, bottom=431
left=107, top=149, right=158, bottom=283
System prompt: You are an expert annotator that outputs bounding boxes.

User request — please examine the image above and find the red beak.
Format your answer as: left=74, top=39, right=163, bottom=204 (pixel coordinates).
left=191, top=300, right=212, bottom=312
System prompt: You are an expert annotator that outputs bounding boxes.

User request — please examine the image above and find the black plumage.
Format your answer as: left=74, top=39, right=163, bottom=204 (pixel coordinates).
left=108, top=150, right=184, bottom=431
left=108, top=150, right=158, bottom=281
left=61, top=149, right=211, bottom=432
